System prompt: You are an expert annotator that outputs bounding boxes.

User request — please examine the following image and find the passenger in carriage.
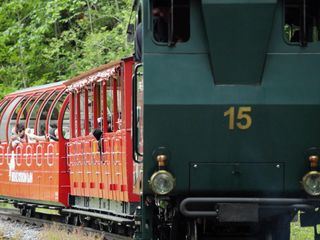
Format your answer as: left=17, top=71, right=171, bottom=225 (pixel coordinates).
left=9, top=123, right=48, bottom=150
left=48, top=124, right=59, bottom=142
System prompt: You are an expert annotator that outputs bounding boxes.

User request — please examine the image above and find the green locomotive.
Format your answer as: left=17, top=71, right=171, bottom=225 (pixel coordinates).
left=132, top=0, right=320, bottom=239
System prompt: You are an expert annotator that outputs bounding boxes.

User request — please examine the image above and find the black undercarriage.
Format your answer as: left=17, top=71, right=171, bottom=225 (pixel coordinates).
left=148, top=196, right=320, bottom=240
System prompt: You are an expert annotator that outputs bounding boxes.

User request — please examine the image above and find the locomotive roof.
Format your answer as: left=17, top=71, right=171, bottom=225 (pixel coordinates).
left=7, top=81, right=66, bottom=97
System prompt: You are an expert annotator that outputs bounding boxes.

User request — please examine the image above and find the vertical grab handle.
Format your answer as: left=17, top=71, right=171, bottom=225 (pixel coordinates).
left=300, top=0, right=307, bottom=47
left=132, top=63, right=143, bottom=163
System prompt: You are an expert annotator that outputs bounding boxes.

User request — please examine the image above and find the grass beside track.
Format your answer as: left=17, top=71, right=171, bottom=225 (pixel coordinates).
left=39, top=224, right=104, bottom=240
left=291, top=221, right=314, bottom=240
left=0, top=222, right=103, bottom=240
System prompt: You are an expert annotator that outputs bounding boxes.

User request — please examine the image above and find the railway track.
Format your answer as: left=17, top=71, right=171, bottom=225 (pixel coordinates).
left=0, top=208, right=132, bottom=240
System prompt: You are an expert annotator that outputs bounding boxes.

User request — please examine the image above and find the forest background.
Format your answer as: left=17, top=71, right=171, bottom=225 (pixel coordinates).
left=0, top=0, right=132, bottom=99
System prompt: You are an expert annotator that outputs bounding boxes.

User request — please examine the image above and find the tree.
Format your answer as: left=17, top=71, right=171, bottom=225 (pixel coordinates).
left=0, top=0, right=133, bottom=98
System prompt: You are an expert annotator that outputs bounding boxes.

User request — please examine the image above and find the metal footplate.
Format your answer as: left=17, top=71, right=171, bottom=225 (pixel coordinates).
left=62, top=208, right=134, bottom=223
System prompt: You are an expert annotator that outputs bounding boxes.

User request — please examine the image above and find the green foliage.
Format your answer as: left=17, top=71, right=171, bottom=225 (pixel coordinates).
left=0, top=0, right=133, bottom=97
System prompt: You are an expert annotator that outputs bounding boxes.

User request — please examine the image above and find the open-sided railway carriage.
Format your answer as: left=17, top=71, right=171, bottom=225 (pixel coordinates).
left=0, top=58, right=139, bottom=232
left=0, top=82, right=69, bottom=207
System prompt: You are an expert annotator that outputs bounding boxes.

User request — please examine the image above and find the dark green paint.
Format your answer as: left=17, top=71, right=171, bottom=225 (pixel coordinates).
left=201, top=0, right=277, bottom=84
left=140, top=0, right=320, bottom=238
left=190, top=162, right=284, bottom=193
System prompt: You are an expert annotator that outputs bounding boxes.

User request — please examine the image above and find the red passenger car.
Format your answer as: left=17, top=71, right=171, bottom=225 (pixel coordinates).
left=64, top=57, right=140, bottom=222
left=0, top=57, right=139, bottom=229
left=0, top=82, right=69, bottom=207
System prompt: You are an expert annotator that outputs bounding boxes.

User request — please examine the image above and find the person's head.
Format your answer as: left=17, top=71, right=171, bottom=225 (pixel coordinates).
left=153, top=7, right=169, bottom=18
left=97, top=117, right=103, bottom=128
left=49, top=125, right=59, bottom=141
left=15, top=123, right=25, bottom=137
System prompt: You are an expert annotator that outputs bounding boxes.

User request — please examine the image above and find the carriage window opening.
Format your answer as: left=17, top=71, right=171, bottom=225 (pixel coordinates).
left=62, top=104, right=70, bottom=140
left=96, top=84, right=101, bottom=120
left=8, top=98, right=27, bottom=140
left=152, top=0, right=190, bottom=44
left=80, top=90, right=85, bottom=136
left=284, top=0, right=320, bottom=44
left=20, top=98, right=36, bottom=122
left=107, top=78, right=114, bottom=132
left=37, top=92, right=58, bottom=136
left=88, top=85, right=94, bottom=133
left=73, top=92, right=81, bottom=137
left=11, top=98, right=27, bottom=120
left=117, top=76, right=123, bottom=130
left=28, top=97, right=45, bottom=133
left=0, top=98, right=22, bottom=142
left=0, top=100, right=9, bottom=117
left=103, top=80, right=112, bottom=133
left=48, top=93, right=67, bottom=140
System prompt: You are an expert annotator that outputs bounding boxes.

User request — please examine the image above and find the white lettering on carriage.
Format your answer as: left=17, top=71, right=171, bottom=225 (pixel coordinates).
left=10, top=171, right=33, bottom=183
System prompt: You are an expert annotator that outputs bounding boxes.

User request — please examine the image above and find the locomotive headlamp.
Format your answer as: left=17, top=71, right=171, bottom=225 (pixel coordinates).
left=156, top=154, right=167, bottom=167
left=309, top=155, right=319, bottom=169
left=149, top=170, right=175, bottom=195
left=302, top=171, right=320, bottom=196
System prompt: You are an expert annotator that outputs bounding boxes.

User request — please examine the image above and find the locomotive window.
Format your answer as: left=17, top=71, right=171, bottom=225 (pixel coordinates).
left=152, top=0, right=190, bottom=44
left=284, top=0, right=320, bottom=44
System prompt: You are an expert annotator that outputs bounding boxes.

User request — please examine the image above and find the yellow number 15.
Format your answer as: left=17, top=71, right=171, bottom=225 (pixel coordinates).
left=224, top=106, right=252, bottom=130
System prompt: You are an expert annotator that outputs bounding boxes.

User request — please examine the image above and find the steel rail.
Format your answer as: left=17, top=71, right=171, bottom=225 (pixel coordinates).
left=0, top=208, right=132, bottom=240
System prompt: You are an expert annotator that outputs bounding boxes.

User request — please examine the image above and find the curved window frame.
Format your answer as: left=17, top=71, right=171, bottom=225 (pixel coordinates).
left=4, top=96, right=26, bottom=143
left=58, top=95, right=70, bottom=141
left=16, top=93, right=39, bottom=124
left=34, top=91, right=57, bottom=136
left=25, top=91, right=53, bottom=137
left=46, top=90, right=67, bottom=135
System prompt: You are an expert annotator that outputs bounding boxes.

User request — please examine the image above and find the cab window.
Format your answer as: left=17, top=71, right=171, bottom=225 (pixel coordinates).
left=284, top=0, right=320, bottom=44
left=152, top=0, right=190, bottom=44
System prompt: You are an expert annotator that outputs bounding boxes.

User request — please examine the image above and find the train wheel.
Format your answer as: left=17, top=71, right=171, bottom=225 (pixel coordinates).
left=25, top=208, right=35, bottom=218
left=72, top=215, right=79, bottom=226
left=64, top=214, right=71, bottom=224
left=107, top=222, right=113, bottom=233
left=19, top=206, right=27, bottom=216
left=79, top=215, right=89, bottom=227
left=90, top=219, right=100, bottom=230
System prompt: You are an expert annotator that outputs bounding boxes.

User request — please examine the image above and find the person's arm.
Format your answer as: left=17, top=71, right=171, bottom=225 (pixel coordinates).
left=30, top=134, right=47, bottom=142
left=26, top=128, right=48, bottom=142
